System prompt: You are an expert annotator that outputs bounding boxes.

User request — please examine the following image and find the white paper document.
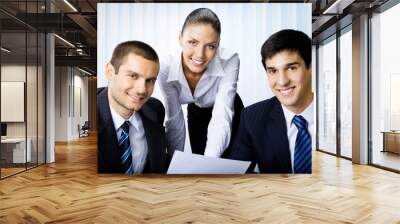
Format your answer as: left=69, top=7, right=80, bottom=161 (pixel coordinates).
left=167, top=151, right=251, bottom=174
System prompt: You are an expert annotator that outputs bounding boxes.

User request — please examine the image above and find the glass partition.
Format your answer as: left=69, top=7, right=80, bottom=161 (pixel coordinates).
left=317, top=35, right=337, bottom=155
left=1, top=30, right=28, bottom=177
left=370, top=3, right=400, bottom=171
left=0, top=1, right=46, bottom=179
left=27, top=30, right=38, bottom=169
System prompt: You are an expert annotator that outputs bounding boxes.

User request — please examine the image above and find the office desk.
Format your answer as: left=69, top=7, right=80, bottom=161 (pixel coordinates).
left=1, top=138, right=31, bottom=163
left=381, top=131, right=400, bottom=154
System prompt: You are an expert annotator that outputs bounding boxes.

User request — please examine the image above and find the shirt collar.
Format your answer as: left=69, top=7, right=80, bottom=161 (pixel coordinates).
left=281, top=99, right=314, bottom=129
left=166, top=49, right=225, bottom=83
left=109, top=104, right=140, bottom=131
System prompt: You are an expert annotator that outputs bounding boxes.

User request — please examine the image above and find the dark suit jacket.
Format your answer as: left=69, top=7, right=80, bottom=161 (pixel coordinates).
left=97, top=87, right=168, bottom=174
left=228, top=97, right=292, bottom=173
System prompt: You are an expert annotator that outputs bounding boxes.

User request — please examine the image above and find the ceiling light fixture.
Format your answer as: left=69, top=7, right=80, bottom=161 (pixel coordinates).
left=323, top=0, right=354, bottom=15
left=1, top=47, right=11, bottom=53
left=78, top=67, right=93, bottom=76
left=54, top=34, right=75, bottom=48
left=63, top=0, right=78, bottom=12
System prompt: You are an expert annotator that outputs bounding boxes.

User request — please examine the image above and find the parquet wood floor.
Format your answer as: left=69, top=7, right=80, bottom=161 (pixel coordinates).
left=1, top=134, right=399, bottom=223
left=1, top=167, right=26, bottom=178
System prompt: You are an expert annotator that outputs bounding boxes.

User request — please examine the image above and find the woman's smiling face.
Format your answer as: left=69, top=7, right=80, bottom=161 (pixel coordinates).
left=179, top=23, right=220, bottom=75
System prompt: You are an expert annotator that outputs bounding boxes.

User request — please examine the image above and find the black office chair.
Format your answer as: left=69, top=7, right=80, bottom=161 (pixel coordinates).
left=79, top=121, right=90, bottom=138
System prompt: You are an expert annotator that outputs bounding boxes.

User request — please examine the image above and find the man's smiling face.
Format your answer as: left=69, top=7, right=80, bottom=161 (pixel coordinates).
left=265, top=50, right=312, bottom=113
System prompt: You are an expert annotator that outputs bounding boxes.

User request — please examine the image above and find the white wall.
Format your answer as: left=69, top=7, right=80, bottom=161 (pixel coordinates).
left=1, top=63, right=46, bottom=164
left=97, top=3, right=312, bottom=107
left=72, top=72, right=89, bottom=138
left=1, top=65, right=38, bottom=138
left=54, top=67, right=89, bottom=141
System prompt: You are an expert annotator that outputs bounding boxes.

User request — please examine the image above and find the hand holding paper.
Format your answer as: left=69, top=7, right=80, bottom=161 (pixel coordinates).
left=167, top=151, right=251, bottom=174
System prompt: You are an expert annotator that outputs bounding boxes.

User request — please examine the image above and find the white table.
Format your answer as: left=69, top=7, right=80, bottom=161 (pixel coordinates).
left=1, top=138, right=31, bottom=163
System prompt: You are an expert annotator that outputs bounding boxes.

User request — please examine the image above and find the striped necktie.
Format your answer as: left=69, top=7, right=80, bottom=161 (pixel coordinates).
left=293, top=115, right=312, bottom=174
left=119, top=121, right=133, bottom=175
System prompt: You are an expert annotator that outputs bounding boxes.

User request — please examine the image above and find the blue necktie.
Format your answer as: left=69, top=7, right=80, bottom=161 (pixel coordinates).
left=293, top=115, right=312, bottom=174
left=119, top=121, right=133, bottom=174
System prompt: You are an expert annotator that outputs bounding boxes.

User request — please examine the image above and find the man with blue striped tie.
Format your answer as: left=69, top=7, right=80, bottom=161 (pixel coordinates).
left=98, top=41, right=168, bottom=174
left=229, top=29, right=314, bottom=174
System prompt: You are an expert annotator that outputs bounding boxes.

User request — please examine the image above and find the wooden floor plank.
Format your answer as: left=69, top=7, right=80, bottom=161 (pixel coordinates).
left=0, top=134, right=400, bottom=223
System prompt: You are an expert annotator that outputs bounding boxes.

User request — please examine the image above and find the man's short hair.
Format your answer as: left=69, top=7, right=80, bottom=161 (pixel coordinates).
left=110, top=40, right=159, bottom=73
left=260, top=29, right=311, bottom=70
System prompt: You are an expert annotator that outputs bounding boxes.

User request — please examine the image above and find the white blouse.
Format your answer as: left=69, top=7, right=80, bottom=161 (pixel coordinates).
left=158, top=48, right=240, bottom=157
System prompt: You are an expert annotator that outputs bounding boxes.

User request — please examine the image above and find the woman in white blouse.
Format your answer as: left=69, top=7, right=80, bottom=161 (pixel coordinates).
left=158, top=8, right=243, bottom=158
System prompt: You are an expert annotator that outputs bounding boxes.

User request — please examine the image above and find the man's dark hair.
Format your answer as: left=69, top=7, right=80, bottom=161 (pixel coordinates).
left=181, top=8, right=221, bottom=36
left=110, top=40, right=159, bottom=73
left=261, top=29, right=311, bottom=70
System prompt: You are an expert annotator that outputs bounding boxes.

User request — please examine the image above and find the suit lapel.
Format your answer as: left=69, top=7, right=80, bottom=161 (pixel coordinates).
left=266, top=97, right=292, bottom=172
left=98, top=88, right=123, bottom=171
left=140, top=112, right=158, bottom=173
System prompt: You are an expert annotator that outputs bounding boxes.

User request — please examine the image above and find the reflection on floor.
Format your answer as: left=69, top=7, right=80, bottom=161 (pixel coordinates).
left=373, top=150, right=400, bottom=170
left=0, top=163, right=39, bottom=178
left=340, top=147, right=352, bottom=158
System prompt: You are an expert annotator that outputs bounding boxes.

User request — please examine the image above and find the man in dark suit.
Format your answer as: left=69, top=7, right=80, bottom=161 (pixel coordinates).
left=97, top=41, right=168, bottom=174
left=229, top=30, right=314, bottom=174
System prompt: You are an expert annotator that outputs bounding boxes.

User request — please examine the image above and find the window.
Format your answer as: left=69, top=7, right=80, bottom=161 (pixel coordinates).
left=317, top=36, right=337, bottom=155
left=370, top=2, right=400, bottom=171
left=339, top=28, right=352, bottom=158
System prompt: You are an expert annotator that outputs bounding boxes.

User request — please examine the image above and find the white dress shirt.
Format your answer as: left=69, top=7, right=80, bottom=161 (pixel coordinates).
left=109, top=105, right=148, bottom=174
left=158, top=48, right=240, bottom=157
left=281, top=100, right=315, bottom=172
